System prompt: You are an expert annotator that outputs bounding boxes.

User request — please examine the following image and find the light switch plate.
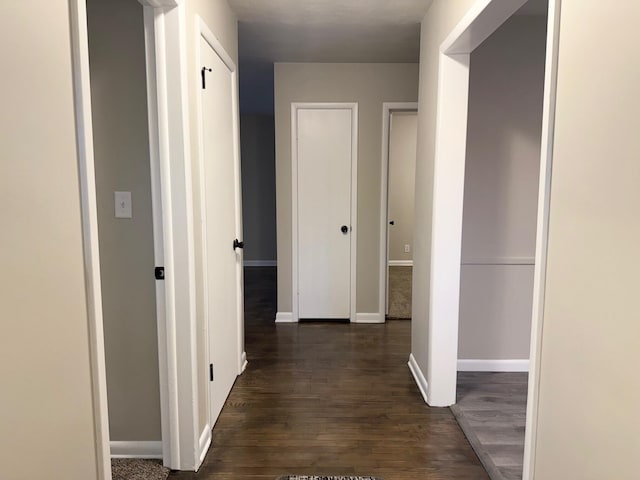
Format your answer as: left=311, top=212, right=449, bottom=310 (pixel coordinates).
left=114, top=191, right=132, bottom=218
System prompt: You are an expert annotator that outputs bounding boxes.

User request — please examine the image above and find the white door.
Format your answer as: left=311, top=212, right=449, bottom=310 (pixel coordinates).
left=200, top=37, right=240, bottom=425
left=296, top=107, right=354, bottom=319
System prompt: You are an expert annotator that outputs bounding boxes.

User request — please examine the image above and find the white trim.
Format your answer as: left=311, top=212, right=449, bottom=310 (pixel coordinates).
left=142, top=5, right=173, bottom=467
left=149, top=2, right=201, bottom=470
left=427, top=51, right=470, bottom=407
left=458, top=359, right=530, bottom=372
left=523, top=1, right=562, bottom=479
left=380, top=103, right=418, bottom=319
left=197, top=425, right=212, bottom=465
left=441, top=0, right=528, bottom=54
left=408, top=354, right=429, bottom=404
left=110, top=441, right=163, bottom=459
left=388, top=260, right=413, bottom=267
left=244, top=260, right=277, bottom=267
left=291, top=103, right=359, bottom=323
left=354, top=313, right=385, bottom=324
left=275, top=312, right=296, bottom=323
left=461, top=257, right=535, bottom=266
left=240, top=351, right=248, bottom=373
left=69, top=2, right=111, bottom=478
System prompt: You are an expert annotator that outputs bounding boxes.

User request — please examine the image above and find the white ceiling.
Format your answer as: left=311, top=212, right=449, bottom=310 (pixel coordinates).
left=231, top=0, right=548, bottom=64
left=231, top=0, right=434, bottom=63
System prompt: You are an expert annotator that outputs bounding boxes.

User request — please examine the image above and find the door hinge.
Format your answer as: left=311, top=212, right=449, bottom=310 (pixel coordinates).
left=209, top=363, right=214, bottom=381
left=201, top=66, right=212, bottom=89
left=154, top=267, right=165, bottom=280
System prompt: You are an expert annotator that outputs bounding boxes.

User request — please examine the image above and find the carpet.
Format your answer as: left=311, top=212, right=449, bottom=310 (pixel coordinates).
left=111, top=459, right=169, bottom=480
left=387, top=266, right=412, bottom=319
left=277, top=477, right=382, bottom=480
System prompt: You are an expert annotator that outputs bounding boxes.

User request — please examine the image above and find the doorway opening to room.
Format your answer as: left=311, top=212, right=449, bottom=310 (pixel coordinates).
left=423, top=0, right=557, bottom=479
left=380, top=103, right=418, bottom=321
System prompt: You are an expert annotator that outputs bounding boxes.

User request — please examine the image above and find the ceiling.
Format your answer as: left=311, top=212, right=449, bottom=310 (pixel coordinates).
left=231, top=0, right=548, bottom=114
left=231, top=0, right=434, bottom=64
left=231, top=0, right=548, bottom=65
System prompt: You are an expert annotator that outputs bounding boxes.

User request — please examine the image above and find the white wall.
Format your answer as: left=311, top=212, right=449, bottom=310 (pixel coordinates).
left=0, top=1, right=99, bottom=478
left=458, top=15, right=547, bottom=361
left=87, top=0, right=161, bottom=441
left=275, top=63, right=419, bottom=315
left=388, top=112, right=417, bottom=264
left=241, top=114, right=277, bottom=262
left=533, top=0, right=640, bottom=477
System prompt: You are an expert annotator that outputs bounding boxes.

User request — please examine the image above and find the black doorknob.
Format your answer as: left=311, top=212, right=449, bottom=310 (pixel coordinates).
left=233, top=239, right=244, bottom=250
left=340, top=225, right=349, bottom=234
left=389, top=220, right=395, bottom=225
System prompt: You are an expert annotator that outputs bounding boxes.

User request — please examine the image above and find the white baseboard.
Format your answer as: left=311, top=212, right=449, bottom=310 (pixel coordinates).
left=457, top=359, right=530, bottom=372
left=388, top=260, right=413, bottom=267
left=353, top=312, right=385, bottom=323
left=110, top=441, right=163, bottom=459
left=240, top=351, right=248, bottom=373
left=275, top=311, right=296, bottom=323
left=408, top=354, right=429, bottom=404
left=244, top=260, right=277, bottom=267
left=197, top=424, right=212, bottom=467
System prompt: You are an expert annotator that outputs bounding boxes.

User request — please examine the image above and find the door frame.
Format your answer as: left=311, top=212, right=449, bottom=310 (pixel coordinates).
left=291, top=103, right=359, bottom=323
left=71, top=0, right=219, bottom=474
left=422, top=0, right=562, bottom=479
left=379, top=103, right=418, bottom=318
left=193, top=14, right=247, bottom=446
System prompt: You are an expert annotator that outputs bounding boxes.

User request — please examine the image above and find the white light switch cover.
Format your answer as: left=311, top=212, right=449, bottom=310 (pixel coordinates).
left=114, top=191, right=132, bottom=218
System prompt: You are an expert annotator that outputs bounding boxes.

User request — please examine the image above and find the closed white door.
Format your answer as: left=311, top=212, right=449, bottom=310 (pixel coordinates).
left=296, top=107, right=354, bottom=319
left=200, top=37, right=240, bottom=425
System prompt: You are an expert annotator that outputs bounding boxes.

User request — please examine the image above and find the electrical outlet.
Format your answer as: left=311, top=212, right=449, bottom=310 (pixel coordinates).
left=404, top=244, right=411, bottom=253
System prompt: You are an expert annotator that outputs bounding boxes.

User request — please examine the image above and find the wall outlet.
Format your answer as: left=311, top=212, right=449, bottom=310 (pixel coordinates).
left=404, top=244, right=411, bottom=253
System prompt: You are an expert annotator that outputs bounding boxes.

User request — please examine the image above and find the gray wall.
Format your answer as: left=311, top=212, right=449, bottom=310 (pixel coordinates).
left=0, top=2, right=99, bottom=478
left=458, top=15, right=547, bottom=360
left=275, top=63, right=419, bottom=315
left=241, top=114, right=277, bottom=262
left=534, top=1, right=640, bottom=477
left=388, top=112, right=417, bottom=263
left=87, top=0, right=161, bottom=441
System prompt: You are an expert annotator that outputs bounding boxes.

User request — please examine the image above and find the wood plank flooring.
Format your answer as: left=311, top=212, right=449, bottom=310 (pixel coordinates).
left=450, top=373, right=528, bottom=480
left=169, top=267, right=489, bottom=480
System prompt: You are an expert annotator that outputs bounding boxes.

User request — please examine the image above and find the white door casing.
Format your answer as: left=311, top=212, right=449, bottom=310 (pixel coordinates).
left=291, top=103, right=358, bottom=322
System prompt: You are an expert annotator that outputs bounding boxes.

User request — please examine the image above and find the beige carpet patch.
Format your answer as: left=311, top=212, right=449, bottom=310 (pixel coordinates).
left=111, top=459, right=169, bottom=480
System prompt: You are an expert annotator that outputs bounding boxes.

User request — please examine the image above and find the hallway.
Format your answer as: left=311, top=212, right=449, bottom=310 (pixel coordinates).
left=170, top=267, right=488, bottom=479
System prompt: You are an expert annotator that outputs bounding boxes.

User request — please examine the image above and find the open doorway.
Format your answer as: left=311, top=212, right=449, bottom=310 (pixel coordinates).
left=381, top=104, right=418, bottom=320
left=452, top=4, right=548, bottom=480
left=422, top=0, right=559, bottom=479
left=85, top=0, right=165, bottom=473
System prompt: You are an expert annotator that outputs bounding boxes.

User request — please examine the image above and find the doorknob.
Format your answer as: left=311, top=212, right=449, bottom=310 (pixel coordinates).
left=233, top=238, right=244, bottom=250
left=340, top=225, right=349, bottom=234
left=389, top=220, right=395, bottom=225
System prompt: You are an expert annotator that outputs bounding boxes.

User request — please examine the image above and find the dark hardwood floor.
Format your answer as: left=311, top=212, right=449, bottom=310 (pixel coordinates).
left=169, top=267, right=489, bottom=480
